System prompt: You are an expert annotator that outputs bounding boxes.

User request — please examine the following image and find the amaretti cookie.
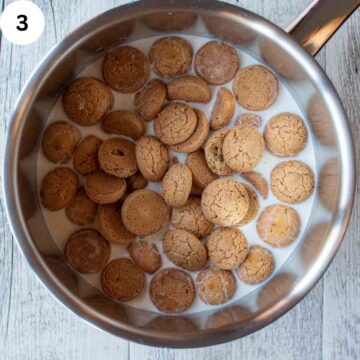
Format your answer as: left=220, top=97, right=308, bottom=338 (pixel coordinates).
left=149, top=36, right=192, bottom=78
left=62, top=77, right=113, bottom=126
left=210, top=87, right=235, bottom=129
left=241, top=171, right=268, bottom=199
left=257, top=204, right=301, bottom=247
left=150, top=268, right=195, bottom=313
left=42, top=121, right=80, bottom=163
left=264, top=112, right=308, bottom=157
left=238, top=184, right=259, bottom=226
left=195, top=41, right=239, bottom=85
left=232, top=65, right=278, bottom=111
left=163, top=229, right=207, bottom=271
left=201, top=179, right=249, bottom=226
left=206, top=227, right=248, bottom=269
left=271, top=160, right=315, bottom=203
left=128, top=240, right=162, bottom=273
left=237, top=113, right=261, bottom=128
left=126, top=172, right=148, bottom=192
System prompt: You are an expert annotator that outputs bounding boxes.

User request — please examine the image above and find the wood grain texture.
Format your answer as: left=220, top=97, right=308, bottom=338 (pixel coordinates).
left=0, top=0, right=359, bottom=359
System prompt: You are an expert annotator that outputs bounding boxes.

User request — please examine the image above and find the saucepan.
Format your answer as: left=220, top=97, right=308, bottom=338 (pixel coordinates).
left=2, top=0, right=358, bottom=348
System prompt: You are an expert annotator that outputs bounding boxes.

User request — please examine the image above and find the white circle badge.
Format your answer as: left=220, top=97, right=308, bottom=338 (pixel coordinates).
left=0, top=1, right=45, bottom=45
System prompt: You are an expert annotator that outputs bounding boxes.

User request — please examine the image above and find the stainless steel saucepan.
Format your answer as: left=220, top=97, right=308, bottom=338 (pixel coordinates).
left=2, top=0, right=358, bottom=348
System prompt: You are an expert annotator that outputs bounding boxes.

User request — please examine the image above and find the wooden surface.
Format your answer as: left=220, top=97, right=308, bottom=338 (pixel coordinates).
left=0, top=0, right=359, bottom=359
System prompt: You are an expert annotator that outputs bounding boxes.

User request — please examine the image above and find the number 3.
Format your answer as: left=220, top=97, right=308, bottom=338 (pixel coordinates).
left=16, top=14, right=28, bottom=31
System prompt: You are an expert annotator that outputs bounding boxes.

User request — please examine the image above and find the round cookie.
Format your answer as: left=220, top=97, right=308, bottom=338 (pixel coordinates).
left=154, top=103, right=197, bottom=145
left=171, top=109, right=209, bottom=153
left=271, top=160, right=315, bottom=203
left=264, top=112, right=308, bottom=157
left=223, top=125, right=265, bottom=172
left=205, top=129, right=234, bottom=176
left=237, top=113, right=261, bottom=128
left=171, top=196, right=214, bottom=239
left=135, top=136, right=169, bottom=181
left=206, top=227, right=248, bottom=269
left=85, top=171, right=126, bottom=204
left=167, top=75, right=212, bottom=103
left=73, top=135, right=103, bottom=175
left=238, top=184, right=259, bottom=226
left=237, top=245, right=274, bottom=284
left=161, top=164, right=192, bottom=208
left=102, top=46, right=149, bottom=93
left=121, top=189, right=169, bottom=236
left=201, top=179, right=249, bottom=226
left=195, top=41, right=239, bottom=85
left=128, top=240, right=162, bottom=273
left=241, top=171, right=268, bottom=199
left=42, top=121, right=80, bottom=163
left=149, top=36, right=192, bottom=78
left=65, top=187, right=98, bottom=226
left=40, top=167, right=78, bottom=211
left=62, top=77, right=113, bottom=126
left=186, top=149, right=218, bottom=189
left=150, top=268, right=195, bottom=313
left=257, top=204, right=301, bottom=247
left=163, top=229, right=207, bottom=271
left=135, top=80, right=167, bottom=121
left=64, top=229, right=110, bottom=273
left=98, top=138, right=137, bottom=178
left=126, top=172, right=148, bottom=192
left=101, top=110, right=145, bottom=140
left=210, top=87, right=235, bottom=130
left=101, top=258, right=145, bottom=301
left=232, top=65, right=278, bottom=111
left=196, top=267, right=236, bottom=305
left=97, top=202, right=135, bottom=245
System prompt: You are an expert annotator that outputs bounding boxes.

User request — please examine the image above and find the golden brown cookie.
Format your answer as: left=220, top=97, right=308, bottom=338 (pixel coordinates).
left=241, top=171, right=268, bottom=199
left=195, top=41, right=239, bottom=85
left=126, top=172, right=148, bottom=192
left=206, top=227, right=248, bottom=269
left=101, top=258, right=145, bottom=301
left=161, top=164, right=192, bottom=208
left=65, top=229, right=110, bottom=273
left=121, top=189, right=169, bottom=236
left=98, top=138, right=137, bottom=178
left=163, top=229, right=207, bottom=271
left=102, top=46, right=150, bottom=93
left=65, top=187, right=98, bottom=226
left=143, top=12, right=197, bottom=32
left=264, top=112, right=308, bottom=157
left=201, top=179, right=249, bottom=226
left=40, top=167, right=78, bottom=211
left=171, top=196, right=214, bottom=239
left=97, top=202, right=135, bottom=245
left=150, top=268, right=195, bottom=313
left=101, top=110, right=145, bottom=140
left=154, top=103, right=197, bottom=145
left=85, top=171, right=126, bottom=204
left=186, top=149, right=218, bottom=189
left=135, top=136, right=169, bottom=182
left=196, top=267, right=236, bottom=305
left=238, top=184, right=259, bottom=226
left=204, top=129, right=234, bottom=176
left=237, top=113, right=261, bottom=128
left=271, top=160, right=315, bottom=203
left=167, top=75, right=212, bottom=103
left=171, top=109, right=209, bottom=153
left=73, top=135, right=103, bottom=176
left=232, top=65, right=278, bottom=111
left=128, top=240, right=162, bottom=274
left=62, top=77, right=113, bottom=126
left=237, top=245, right=274, bottom=284
left=210, top=87, right=235, bottom=129
left=223, top=125, right=265, bottom=172
left=42, top=121, right=80, bottom=163
left=134, top=80, right=167, bottom=121
left=149, top=36, right=193, bottom=78
left=257, top=204, right=301, bottom=247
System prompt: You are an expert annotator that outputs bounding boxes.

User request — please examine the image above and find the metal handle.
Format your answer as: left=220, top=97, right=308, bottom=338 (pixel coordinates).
left=287, top=0, right=360, bottom=56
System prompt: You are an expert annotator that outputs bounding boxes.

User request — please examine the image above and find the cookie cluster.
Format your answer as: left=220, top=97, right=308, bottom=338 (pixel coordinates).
left=40, top=36, right=315, bottom=313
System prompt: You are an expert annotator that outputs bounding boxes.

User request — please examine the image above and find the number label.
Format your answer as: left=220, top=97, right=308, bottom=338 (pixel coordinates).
left=16, top=14, right=28, bottom=31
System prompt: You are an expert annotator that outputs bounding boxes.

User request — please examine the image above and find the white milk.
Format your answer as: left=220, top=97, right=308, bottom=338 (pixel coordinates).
left=37, top=34, right=317, bottom=314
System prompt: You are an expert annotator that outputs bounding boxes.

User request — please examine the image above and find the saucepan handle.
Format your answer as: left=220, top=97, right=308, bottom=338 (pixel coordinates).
left=287, top=0, right=360, bottom=56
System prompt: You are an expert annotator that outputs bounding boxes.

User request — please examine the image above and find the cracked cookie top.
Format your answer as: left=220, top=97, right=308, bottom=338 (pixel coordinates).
left=128, top=240, right=162, bottom=274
